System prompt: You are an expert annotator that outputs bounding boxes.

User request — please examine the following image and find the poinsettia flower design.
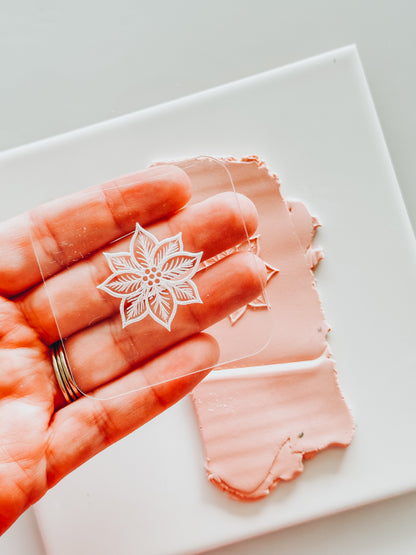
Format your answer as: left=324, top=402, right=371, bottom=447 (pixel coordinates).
left=199, top=235, right=278, bottom=325
left=98, top=223, right=203, bottom=330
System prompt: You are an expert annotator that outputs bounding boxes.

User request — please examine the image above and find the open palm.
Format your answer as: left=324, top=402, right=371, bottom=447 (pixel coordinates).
left=0, top=165, right=264, bottom=534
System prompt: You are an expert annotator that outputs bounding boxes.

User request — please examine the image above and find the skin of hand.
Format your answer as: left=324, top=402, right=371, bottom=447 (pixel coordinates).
left=0, top=165, right=266, bottom=534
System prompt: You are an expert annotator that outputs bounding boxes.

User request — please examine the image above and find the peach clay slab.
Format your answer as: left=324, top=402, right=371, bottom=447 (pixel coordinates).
left=187, top=157, right=354, bottom=501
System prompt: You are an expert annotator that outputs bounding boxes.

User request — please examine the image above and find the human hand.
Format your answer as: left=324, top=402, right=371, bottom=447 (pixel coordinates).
left=0, top=165, right=265, bottom=533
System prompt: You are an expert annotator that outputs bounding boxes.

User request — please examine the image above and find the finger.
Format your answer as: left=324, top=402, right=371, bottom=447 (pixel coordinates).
left=62, top=251, right=266, bottom=395
left=19, top=192, right=258, bottom=343
left=0, top=165, right=191, bottom=297
left=46, top=333, right=218, bottom=488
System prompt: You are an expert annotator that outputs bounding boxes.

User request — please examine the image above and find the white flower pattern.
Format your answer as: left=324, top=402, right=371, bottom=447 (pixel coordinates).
left=98, top=223, right=203, bottom=330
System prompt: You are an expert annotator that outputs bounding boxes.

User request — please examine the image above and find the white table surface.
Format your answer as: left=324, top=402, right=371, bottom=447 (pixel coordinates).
left=1, top=1, right=415, bottom=554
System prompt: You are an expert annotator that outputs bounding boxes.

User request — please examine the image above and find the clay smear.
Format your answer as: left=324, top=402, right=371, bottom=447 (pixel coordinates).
left=178, top=157, right=354, bottom=501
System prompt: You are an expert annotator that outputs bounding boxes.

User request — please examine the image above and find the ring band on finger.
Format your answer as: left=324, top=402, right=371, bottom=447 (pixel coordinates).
left=51, top=341, right=82, bottom=404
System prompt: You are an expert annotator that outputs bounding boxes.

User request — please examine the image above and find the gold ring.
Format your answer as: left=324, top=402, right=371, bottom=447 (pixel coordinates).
left=51, top=341, right=82, bottom=403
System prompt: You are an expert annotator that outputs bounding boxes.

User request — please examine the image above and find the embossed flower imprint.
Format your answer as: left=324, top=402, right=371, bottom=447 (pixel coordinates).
left=199, top=235, right=278, bottom=325
left=98, top=223, right=203, bottom=330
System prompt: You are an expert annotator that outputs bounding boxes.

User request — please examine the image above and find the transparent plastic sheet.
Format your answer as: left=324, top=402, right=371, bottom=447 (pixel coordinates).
left=30, top=156, right=274, bottom=401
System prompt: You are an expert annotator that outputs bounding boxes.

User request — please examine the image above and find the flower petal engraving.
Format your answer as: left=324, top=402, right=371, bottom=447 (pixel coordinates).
left=98, top=224, right=203, bottom=329
left=161, top=253, right=202, bottom=282
left=173, top=280, right=203, bottom=305
left=131, top=223, right=158, bottom=269
left=121, top=295, right=148, bottom=328
left=98, top=271, right=143, bottom=297
left=153, top=234, right=183, bottom=267
left=148, top=287, right=176, bottom=330
left=104, top=252, right=139, bottom=273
